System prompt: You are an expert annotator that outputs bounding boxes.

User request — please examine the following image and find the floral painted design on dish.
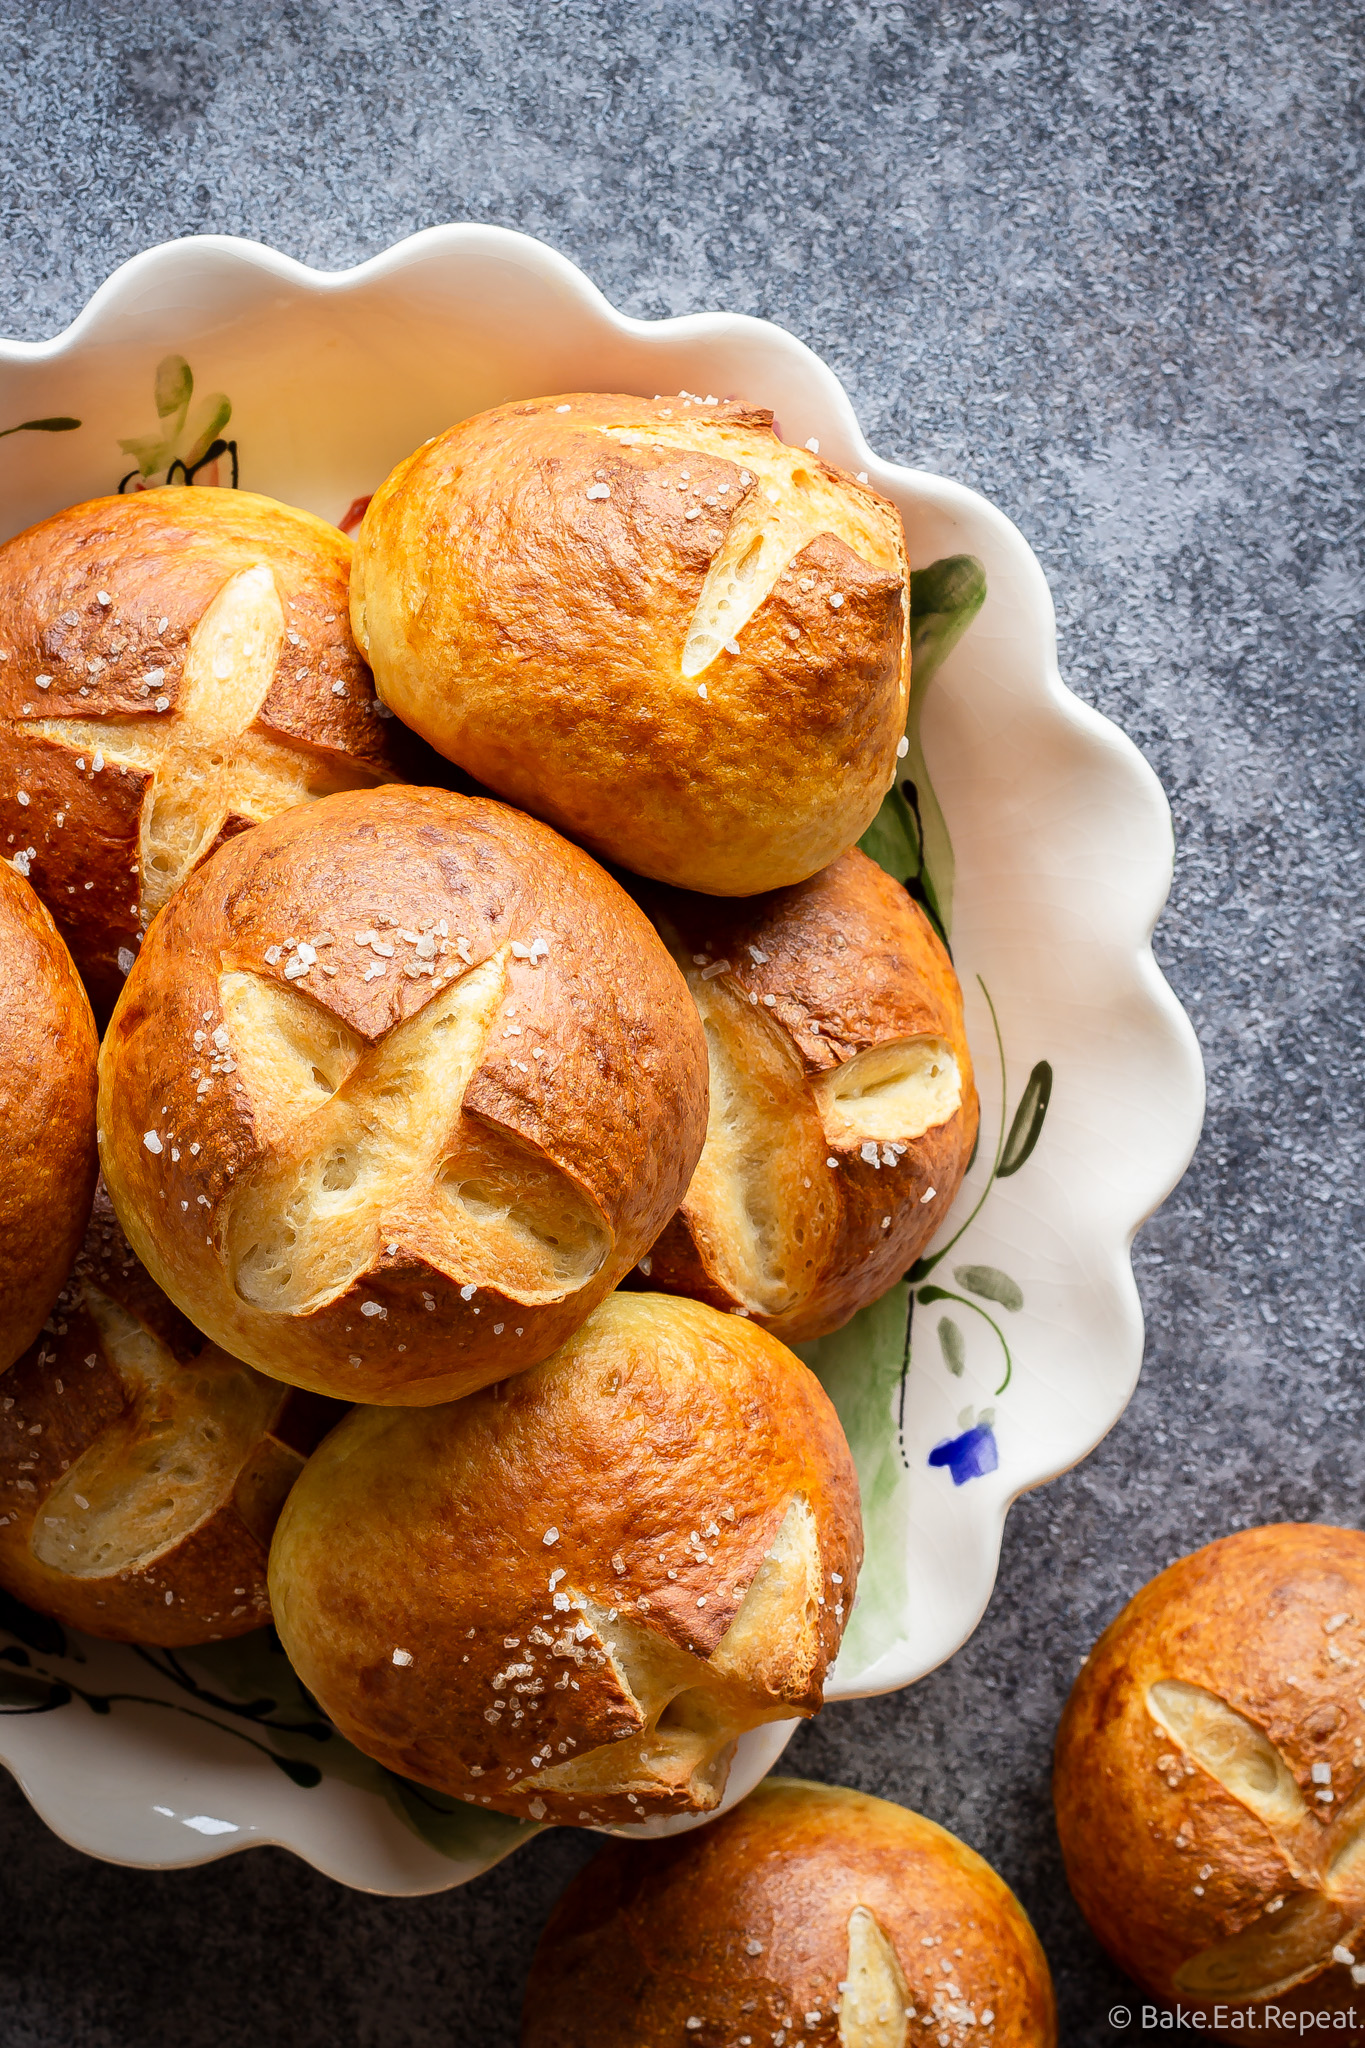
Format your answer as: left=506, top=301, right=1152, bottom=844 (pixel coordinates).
left=0, top=1587, right=534, bottom=1866
left=117, top=355, right=237, bottom=492
left=810, top=560, right=1053, bottom=1499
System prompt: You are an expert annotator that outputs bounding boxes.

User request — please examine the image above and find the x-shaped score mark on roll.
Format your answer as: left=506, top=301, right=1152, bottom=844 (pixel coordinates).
left=221, top=954, right=609, bottom=1319
left=1149, top=1679, right=1365, bottom=1997
left=599, top=419, right=904, bottom=679
left=29, top=565, right=381, bottom=925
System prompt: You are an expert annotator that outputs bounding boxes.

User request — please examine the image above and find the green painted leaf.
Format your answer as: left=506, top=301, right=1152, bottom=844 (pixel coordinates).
left=117, top=430, right=173, bottom=479
left=0, top=416, right=81, bottom=440
left=386, top=1775, right=538, bottom=1862
left=182, top=392, right=232, bottom=471
left=797, top=1283, right=914, bottom=1676
left=0, top=1669, right=70, bottom=1713
left=997, top=1060, right=1053, bottom=1178
left=909, top=555, right=987, bottom=687
left=955, top=1264, right=1024, bottom=1312
left=155, top=353, right=193, bottom=419
left=916, top=1284, right=953, bottom=1307
left=938, top=1315, right=966, bottom=1375
left=892, top=554, right=986, bottom=940
left=858, top=780, right=921, bottom=883
left=273, top=1754, right=323, bottom=1788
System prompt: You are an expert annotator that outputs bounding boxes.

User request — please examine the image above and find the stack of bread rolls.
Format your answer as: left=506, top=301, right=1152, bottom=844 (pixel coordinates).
left=0, top=391, right=978, bottom=1828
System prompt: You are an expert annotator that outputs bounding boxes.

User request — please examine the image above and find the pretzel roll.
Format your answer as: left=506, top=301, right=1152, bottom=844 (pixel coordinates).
left=1056, top=1525, right=1365, bottom=2039
left=0, top=861, right=98, bottom=1370
left=0, top=488, right=426, bottom=1020
left=268, top=1293, right=862, bottom=1825
left=97, top=787, right=708, bottom=1405
left=352, top=392, right=909, bottom=895
left=0, top=1184, right=342, bottom=1644
left=523, top=1777, right=1055, bottom=2047
left=639, top=848, right=976, bottom=1342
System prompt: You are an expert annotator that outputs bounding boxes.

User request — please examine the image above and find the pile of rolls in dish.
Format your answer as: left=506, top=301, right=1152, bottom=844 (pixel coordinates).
left=0, top=393, right=979, bottom=1831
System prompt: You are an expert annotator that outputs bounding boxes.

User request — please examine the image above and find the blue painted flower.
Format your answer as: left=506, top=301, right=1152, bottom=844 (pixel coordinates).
left=928, top=1420, right=999, bottom=1486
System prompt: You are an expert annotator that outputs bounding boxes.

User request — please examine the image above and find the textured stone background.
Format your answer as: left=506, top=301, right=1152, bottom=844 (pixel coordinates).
left=0, top=2, right=1361, bottom=2042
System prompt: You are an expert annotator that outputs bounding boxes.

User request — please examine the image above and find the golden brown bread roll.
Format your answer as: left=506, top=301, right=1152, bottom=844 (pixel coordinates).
left=268, top=1293, right=862, bottom=1826
left=97, top=786, right=708, bottom=1405
left=1055, top=1524, right=1365, bottom=2039
left=0, top=1184, right=342, bottom=1645
left=351, top=392, right=909, bottom=896
left=521, top=1776, right=1057, bottom=2047
left=0, top=488, right=423, bottom=1020
left=639, top=848, right=977, bottom=1341
left=0, top=861, right=98, bottom=1369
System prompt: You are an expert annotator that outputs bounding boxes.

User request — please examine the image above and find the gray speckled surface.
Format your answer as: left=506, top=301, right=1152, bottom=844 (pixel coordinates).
left=0, top=3, right=1361, bottom=2042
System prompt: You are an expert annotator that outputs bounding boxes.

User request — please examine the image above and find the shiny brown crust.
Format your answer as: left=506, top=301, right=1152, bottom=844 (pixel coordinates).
left=97, top=786, right=709, bottom=1404
left=0, top=861, right=98, bottom=1368
left=1055, top=1525, right=1365, bottom=2039
left=521, top=1777, right=1057, bottom=2047
left=640, top=849, right=977, bottom=1341
left=268, top=1295, right=862, bottom=1825
left=0, top=1184, right=342, bottom=1645
left=0, top=488, right=429, bottom=1020
left=352, top=392, right=909, bottom=895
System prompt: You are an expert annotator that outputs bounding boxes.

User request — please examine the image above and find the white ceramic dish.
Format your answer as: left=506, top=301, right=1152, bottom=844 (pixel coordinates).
left=0, top=226, right=1203, bottom=1893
